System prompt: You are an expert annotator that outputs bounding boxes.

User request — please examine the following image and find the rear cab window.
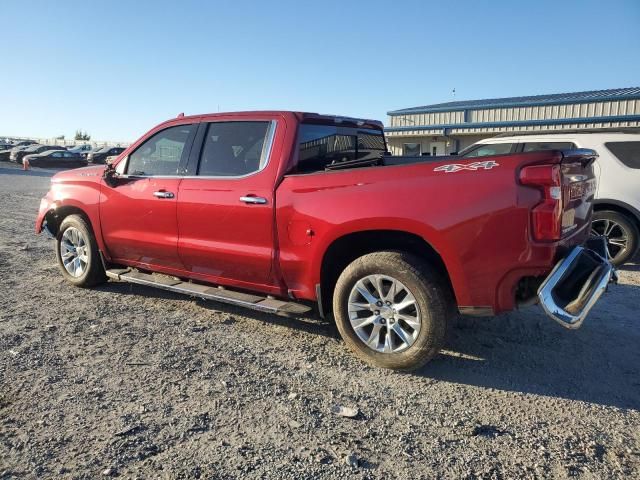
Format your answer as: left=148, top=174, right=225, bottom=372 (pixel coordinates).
left=295, top=123, right=386, bottom=173
left=605, top=141, right=640, bottom=169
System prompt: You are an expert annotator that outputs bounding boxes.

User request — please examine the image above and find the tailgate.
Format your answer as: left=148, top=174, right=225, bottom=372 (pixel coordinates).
left=559, top=149, right=598, bottom=239
left=519, top=148, right=598, bottom=245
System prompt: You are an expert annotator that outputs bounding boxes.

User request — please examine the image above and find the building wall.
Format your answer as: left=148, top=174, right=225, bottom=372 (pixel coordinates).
left=388, top=99, right=640, bottom=131
left=385, top=97, right=640, bottom=156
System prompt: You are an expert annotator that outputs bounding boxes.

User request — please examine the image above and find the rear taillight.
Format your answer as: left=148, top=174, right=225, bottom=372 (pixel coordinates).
left=520, top=164, right=563, bottom=241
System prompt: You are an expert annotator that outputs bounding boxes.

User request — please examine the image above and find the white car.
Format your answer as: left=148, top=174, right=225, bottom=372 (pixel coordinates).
left=459, top=132, right=640, bottom=266
left=67, top=144, right=93, bottom=154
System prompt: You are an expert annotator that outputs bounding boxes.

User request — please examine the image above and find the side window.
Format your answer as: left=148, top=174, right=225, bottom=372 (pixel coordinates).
left=52, top=152, right=63, bottom=158
left=522, top=142, right=576, bottom=152
left=198, top=121, right=271, bottom=177
left=462, top=143, right=513, bottom=158
left=127, top=124, right=195, bottom=176
left=605, top=142, right=640, bottom=169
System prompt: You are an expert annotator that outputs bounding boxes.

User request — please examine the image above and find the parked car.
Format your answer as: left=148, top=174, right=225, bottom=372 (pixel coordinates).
left=460, top=132, right=640, bottom=265
left=12, top=144, right=65, bottom=164
left=35, top=111, right=613, bottom=370
left=23, top=149, right=87, bottom=168
left=14, top=140, right=37, bottom=147
left=87, top=146, right=125, bottom=164
left=67, top=144, right=93, bottom=155
left=1, top=144, right=32, bottom=162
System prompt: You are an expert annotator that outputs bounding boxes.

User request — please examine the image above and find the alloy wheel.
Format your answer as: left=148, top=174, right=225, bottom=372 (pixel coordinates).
left=591, top=218, right=629, bottom=262
left=59, top=227, right=89, bottom=277
left=347, top=274, right=421, bottom=353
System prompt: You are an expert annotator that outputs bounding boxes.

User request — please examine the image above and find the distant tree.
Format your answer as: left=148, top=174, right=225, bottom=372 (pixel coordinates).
left=56, top=134, right=65, bottom=140
left=75, top=130, right=91, bottom=141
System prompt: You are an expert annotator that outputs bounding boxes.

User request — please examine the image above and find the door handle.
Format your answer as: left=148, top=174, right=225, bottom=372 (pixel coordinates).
left=240, top=195, right=267, bottom=205
left=153, top=191, right=175, bottom=199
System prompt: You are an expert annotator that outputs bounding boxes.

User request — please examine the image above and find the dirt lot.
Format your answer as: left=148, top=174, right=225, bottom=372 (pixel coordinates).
left=0, top=163, right=638, bottom=479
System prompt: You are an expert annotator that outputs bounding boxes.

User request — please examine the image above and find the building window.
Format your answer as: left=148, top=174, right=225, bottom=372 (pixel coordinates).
left=403, top=143, right=421, bottom=156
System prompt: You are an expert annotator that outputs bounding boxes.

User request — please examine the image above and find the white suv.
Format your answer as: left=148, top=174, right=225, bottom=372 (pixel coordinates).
left=459, top=132, right=640, bottom=266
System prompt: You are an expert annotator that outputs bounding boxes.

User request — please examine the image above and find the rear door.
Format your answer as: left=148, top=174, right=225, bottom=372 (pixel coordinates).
left=177, top=118, right=279, bottom=289
left=100, top=122, right=197, bottom=271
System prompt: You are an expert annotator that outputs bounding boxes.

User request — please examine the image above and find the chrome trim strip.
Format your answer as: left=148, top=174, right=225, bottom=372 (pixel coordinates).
left=115, top=120, right=277, bottom=181
left=239, top=196, right=267, bottom=204
left=259, top=120, right=277, bottom=171
left=537, top=246, right=614, bottom=329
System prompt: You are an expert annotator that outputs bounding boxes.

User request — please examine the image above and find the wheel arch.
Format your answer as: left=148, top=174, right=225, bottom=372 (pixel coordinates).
left=593, top=199, right=640, bottom=228
left=318, top=229, right=455, bottom=317
left=44, top=205, right=94, bottom=236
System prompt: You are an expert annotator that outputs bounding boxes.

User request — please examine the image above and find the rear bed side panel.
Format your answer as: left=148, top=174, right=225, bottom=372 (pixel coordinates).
left=276, top=151, right=567, bottom=311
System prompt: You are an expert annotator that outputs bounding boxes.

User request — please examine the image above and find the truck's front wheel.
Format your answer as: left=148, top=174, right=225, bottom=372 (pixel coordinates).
left=55, top=214, right=106, bottom=288
left=332, top=251, right=453, bottom=370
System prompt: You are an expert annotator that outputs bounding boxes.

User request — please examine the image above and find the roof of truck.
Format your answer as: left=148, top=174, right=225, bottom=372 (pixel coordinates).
left=169, top=111, right=384, bottom=129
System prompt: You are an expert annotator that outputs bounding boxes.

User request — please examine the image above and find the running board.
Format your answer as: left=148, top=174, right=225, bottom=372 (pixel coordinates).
left=105, top=268, right=312, bottom=317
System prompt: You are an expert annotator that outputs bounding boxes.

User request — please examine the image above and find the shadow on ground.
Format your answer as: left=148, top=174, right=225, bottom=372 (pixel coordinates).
left=417, top=281, right=640, bottom=411
left=98, top=281, right=339, bottom=340
left=100, top=278, right=639, bottom=411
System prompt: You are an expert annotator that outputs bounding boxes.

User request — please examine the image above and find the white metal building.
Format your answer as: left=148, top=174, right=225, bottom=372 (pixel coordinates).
left=385, top=87, right=640, bottom=156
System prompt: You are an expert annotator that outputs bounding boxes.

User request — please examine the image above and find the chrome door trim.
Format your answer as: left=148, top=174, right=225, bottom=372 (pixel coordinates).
left=113, top=120, right=278, bottom=181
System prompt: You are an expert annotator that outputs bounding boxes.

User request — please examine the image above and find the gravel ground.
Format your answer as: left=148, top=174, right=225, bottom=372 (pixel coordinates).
left=1, top=163, right=639, bottom=479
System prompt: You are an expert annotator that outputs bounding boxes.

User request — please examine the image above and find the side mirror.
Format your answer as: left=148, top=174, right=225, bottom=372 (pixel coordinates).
left=449, top=151, right=458, bottom=156
left=102, top=163, right=119, bottom=187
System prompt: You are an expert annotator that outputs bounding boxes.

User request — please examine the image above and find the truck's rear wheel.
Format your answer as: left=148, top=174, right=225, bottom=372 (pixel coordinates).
left=332, top=251, right=452, bottom=370
left=55, top=214, right=106, bottom=287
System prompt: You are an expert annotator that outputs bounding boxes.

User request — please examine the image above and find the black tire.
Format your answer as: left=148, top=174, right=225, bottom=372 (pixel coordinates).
left=55, top=214, right=106, bottom=287
left=332, top=251, right=453, bottom=370
left=592, top=210, right=639, bottom=266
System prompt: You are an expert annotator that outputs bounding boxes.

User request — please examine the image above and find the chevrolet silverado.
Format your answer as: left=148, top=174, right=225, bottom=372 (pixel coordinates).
left=35, top=111, right=614, bottom=370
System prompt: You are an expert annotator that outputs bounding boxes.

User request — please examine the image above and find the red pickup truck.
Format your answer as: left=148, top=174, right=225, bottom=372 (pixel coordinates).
left=36, top=111, right=614, bottom=370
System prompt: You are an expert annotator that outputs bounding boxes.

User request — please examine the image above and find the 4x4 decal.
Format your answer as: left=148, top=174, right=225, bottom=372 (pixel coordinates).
left=434, top=160, right=500, bottom=173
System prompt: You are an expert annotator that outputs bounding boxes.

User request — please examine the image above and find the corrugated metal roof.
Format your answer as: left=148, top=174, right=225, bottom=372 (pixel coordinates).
left=388, top=87, right=640, bottom=115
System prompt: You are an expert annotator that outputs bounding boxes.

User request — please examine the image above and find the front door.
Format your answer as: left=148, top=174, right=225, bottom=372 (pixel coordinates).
left=100, top=123, right=197, bottom=271
left=177, top=119, right=278, bottom=289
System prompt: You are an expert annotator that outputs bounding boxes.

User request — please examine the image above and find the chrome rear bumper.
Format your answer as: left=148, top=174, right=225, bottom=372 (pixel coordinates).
left=538, top=242, right=616, bottom=329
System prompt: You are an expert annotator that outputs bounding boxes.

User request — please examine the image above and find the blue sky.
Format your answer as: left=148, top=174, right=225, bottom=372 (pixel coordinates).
left=2, top=0, right=639, bottom=140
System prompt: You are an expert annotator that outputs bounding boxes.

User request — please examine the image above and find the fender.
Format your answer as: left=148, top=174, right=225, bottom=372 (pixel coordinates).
left=281, top=215, right=471, bottom=306
left=35, top=171, right=107, bottom=255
